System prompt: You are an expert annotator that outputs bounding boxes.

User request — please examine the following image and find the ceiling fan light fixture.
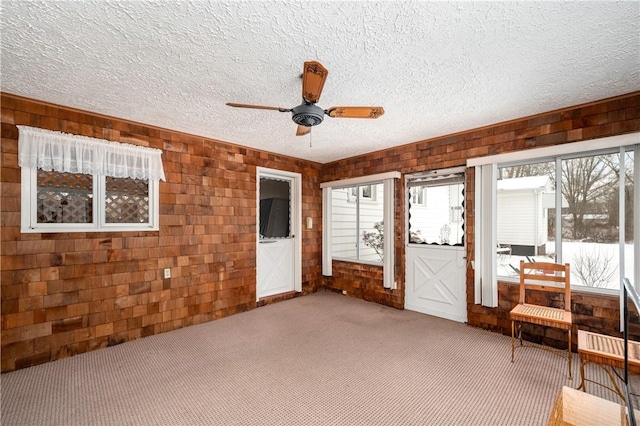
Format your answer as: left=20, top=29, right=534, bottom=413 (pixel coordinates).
left=226, top=61, right=383, bottom=135
left=291, top=103, right=325, bottom=127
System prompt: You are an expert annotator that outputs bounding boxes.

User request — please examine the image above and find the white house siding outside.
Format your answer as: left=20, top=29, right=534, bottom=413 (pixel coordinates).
left=331, top=184, right=384, bottom=262
left=408, top=184, right=464, bottom=245
left=496, top=176, right=550, bottom=256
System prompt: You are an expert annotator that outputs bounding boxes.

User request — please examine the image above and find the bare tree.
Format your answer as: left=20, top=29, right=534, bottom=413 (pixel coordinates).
left=571, top=246, right=617, bottom=288
left=498, top=162, right=554, bottom=180
left=500, top=154, right=620, bottom=241
left=561, top=156, right=616, bottom=240
left=601, top=151, right=635, bottom=185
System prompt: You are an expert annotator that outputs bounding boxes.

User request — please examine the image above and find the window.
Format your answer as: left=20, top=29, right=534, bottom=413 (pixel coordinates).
left=321, top=171, right=400, bottom=289
left=19, top=126, right=165, bottom=233
left=409, top=187, right=426, bottom=206
left=37, top=170, right=93, bottom=224
left=496, top=161, right=555, bottom=276
left=450, top=206, right=463, bottom=223
left=349, top=184, right=375, bottom=202
left=470, top=133, right=639, bottom=308
left=259, top=177, right=291, bottom=238
left=496, top=151, right=634, bottom=291
left=105, top=176, right=150, bottom=224
left=407, top=170, right=465, bottom=245
left=332, top=183, right=384, bottom=262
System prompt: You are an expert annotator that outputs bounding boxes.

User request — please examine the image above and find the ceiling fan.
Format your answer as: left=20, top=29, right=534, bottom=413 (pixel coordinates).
left=226, top=61, right=384, bottom=136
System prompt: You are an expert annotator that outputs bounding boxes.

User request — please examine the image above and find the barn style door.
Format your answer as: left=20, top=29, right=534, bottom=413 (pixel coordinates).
left=256, top=168, right=302, bottom=299
left=405, top=168, right=467, bottom=323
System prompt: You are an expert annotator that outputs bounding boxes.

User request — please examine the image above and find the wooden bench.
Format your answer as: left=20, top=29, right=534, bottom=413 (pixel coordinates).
left=577, top=329, right=640, bottom=402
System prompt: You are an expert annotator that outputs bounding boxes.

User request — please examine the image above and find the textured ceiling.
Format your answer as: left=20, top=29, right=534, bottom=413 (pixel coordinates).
left=2, top=1, right=639, bottom=163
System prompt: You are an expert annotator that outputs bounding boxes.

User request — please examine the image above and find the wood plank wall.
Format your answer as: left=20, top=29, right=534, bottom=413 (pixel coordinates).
left=0, top=93, right=323, bottom=372
left=2, top=91, right=639, bottom=371
left=322, top=91, right=640, bottom=349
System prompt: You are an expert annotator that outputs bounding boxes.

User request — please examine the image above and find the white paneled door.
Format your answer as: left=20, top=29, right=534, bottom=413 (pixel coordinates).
left=257, top=238, right=294, bottom=298
left=405, top=168, right=467, bottom=322
left=405, top=245, right=467, bottom=322
left=256, top=168, right=301, bottom=300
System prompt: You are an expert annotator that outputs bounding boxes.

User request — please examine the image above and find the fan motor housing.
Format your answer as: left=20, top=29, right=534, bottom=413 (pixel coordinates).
left=291, top=103, right=325, bottom=127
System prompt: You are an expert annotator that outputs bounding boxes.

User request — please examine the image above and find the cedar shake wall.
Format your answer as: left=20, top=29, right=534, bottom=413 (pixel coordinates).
left=2, top=92, right=640, bottom=372
left=0, top=93, right=323, bottom=372
left=322, top=92, right=640, bottom=349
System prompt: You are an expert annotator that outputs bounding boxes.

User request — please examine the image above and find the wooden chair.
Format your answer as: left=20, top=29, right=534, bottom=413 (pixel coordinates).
left=510, top=260, right=572, bottom=379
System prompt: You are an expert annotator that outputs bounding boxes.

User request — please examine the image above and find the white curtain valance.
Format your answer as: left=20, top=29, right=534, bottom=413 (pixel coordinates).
left=17, top=126, right=166, bottom=181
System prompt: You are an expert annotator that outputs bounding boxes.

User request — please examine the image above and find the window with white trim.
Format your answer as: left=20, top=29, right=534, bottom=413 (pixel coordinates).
left=409, top=187, right=426, bottom=206
left=332, top=183, right=384, bottom=262
left=18, top=126, right=166, bottom=233
left=348, top=184, right=376, bottom=202
left=321, top=171, right=400, bottom=289
left=407, top=171, right=465, bottom=245
left=470, top=133, right=639, bottom=308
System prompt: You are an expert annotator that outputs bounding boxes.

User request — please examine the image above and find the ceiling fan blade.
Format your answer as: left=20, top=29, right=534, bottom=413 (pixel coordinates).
left=226, top=102, right=290, bottom=112
left=296, top=125, right=311, bottom=136
left=326, top=106, right=385, bottom=119
left=302, top=61, right=328, bottom=104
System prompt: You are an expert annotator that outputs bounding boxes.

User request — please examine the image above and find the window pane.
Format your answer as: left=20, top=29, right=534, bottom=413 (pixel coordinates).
left=258, top=178, right=290, bottom=238
left=561, top=153, right=619, bottom=289
left=361, top=185, right=372, bottom=199
left=496, top=162, right=555, bottom=277
left=37, top=170, right=92, bottom=223
left=408, top=180, right=464, bottom=245
left=409, top=187, right=425, bottom=206
left=105, top=177, right=150, bottom=224
left=359, top=183, right=384, bottom=261
left=332, top=187, right=358, bottom=259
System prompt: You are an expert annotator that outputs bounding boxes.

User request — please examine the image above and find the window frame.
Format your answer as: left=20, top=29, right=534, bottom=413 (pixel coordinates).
left=348, top=184, right=376, bottom=203
left=333, top=182, right=384, bottom=264
left=495, top=146, right=633, bottom=295
left=469, top=132, right=639, bottom=308
left=321, top=171, right=400, bottom=289
left=406, top=169, right=466, bottom=247
left=18, top=125, right=164, bottom=234
left=21, top=168, right=160, bottom=233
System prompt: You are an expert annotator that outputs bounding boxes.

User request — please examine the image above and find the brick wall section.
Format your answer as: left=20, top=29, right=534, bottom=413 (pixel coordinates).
left=0, top=93, right=323, bottom=372
left=322, top=91, right=640, bottom=348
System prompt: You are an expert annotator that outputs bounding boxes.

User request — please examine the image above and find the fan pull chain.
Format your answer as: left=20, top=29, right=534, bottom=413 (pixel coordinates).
left=309, top=129, right=312, bottom=148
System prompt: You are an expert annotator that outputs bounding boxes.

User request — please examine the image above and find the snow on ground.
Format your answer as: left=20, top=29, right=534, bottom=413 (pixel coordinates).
left=497, top=241, right=635, bottom=290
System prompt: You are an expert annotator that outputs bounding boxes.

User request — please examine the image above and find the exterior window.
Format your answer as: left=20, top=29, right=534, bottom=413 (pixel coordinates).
left=362, top=185, right=373, bottom=199
left=496, top=148, right=636, bottom=290
left=409, top=187, right=426, bottom=205
left=24, top=168, right=156, bottom=232
left=259, top=177, right=291, bottom=238
left=321, top=171, right=399, bottom=289
left=450, top=206, right=463, bottom=223
left=332, top=183, right=384, bottom=262
left=408, top=174, right=464, bottom=246
left=496, top=161, right=555, bottom=276
left=19, top=125, right=164, bottom=233
left=105, top=176, right=150, bottom=224
left=349, top=185, right=375, bottom=201
left=37, top=170, right=93, bottom=224
left=560, top=153, right=621, bottom=289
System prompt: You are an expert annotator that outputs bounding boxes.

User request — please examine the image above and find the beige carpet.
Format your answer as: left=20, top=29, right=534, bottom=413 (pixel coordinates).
left=1, top=290, right=636, bottom=425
